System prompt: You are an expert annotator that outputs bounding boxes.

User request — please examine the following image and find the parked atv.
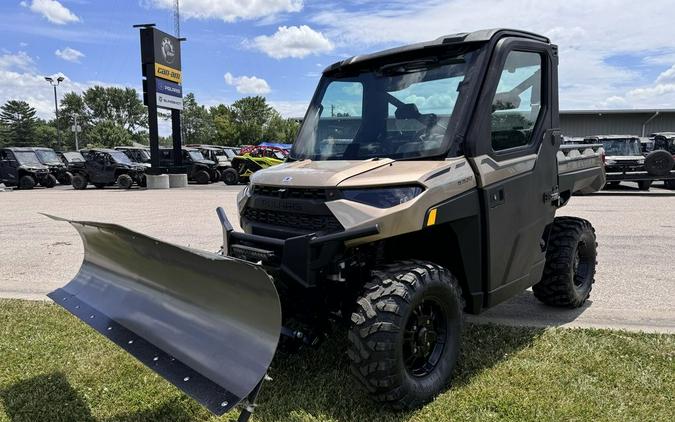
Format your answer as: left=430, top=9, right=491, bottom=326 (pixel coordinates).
left=159, top=147, right=219, bottom=184
left=48, top=29, right=606, bottom=419
left=32, top=147, right=72, bottom=185
left=70, top=148, right=146, bottom=189
left=226, top=145, right=287, bottom=185
left=0, top=147, right=56, bottom=189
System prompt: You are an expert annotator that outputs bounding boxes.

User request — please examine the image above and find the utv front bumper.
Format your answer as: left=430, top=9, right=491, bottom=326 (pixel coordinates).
left=217, top=207, right=378, bottom=288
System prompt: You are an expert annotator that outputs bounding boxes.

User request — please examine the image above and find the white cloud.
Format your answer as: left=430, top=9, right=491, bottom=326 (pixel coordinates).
left=0, top=51, right=36, bottom=72
left=146, top=0, right=303, bottom=22
left=224, top=72, right=271, bottom=95
left=252, top=25, right=333, bottom=59
left=268, top=100, right=308, bottom=118
left=655, top=64, right=675, bottom=84
left=55, top=47, right=84, bottom=63
left=310, top=0, right=675, bottom=110
left=22, top=0, right=80, bottom=25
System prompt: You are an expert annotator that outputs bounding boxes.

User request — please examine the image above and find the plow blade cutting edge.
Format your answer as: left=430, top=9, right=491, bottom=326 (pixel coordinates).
left=45, top=214, right=282, bottom=415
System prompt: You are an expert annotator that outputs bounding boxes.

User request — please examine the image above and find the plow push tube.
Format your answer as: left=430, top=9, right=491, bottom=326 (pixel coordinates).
left=45, top=214, right=282, bottom=416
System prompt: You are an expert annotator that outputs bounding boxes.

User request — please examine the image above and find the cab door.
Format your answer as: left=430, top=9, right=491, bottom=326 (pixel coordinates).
left=468, top=39, right=561, bottom=306
left=0, top=150, right=16, bottom=183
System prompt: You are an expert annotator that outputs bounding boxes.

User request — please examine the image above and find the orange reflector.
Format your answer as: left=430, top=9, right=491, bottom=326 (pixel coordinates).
left=427, top=208, right=437, bottom=226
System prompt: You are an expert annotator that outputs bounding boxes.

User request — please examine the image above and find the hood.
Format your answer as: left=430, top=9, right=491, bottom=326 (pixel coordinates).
left=605, top=155, right=644, bottom=161
left=250, top=158, right=455, bottom=188
left=19, top=163, right=49, bottom=171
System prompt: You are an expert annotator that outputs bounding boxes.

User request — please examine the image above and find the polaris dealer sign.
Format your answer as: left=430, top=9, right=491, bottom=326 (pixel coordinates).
left=156, top=79, right=183, bottom=110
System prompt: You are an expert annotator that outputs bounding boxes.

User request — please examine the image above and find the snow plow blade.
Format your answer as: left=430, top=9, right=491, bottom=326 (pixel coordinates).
left=45, top=215, right=281, bottom=415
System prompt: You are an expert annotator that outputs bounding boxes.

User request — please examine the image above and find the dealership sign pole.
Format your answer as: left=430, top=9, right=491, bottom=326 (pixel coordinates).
left=135, top=24, right=185, bottom=173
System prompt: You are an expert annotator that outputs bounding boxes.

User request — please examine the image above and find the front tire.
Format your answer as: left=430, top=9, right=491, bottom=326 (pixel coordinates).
left=71, top=174, right=88, bottom=190
left=116, top=174, right=133, bottom=189
left=348, top=261, right=463, bottom=409
left=19, top=175, right=36, bottom=190
left=638, top=180, right=652, bottom=191
left=41, top=174, right=57, bottom=188
left=533, top=217, right=597, bottom=308
left=212, top=169, right=222, bottom=183
left=194, top=170, right=210, bottom=184
left=222, top=168, right=239, bottom=185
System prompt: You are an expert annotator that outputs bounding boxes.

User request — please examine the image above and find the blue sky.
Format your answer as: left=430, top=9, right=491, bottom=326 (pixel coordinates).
left=1, top=0, right=675, bottom=127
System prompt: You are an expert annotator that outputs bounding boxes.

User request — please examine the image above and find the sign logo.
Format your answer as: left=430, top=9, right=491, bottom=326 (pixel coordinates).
left=282, top=176, right=293, bottom=183
left=161, top=37, right=175, bottom=64
left=156, top=93, right=183, bottom=110
left=156, top=79, right=182, bottom=97
left=154, top=63, right=181, bottom=83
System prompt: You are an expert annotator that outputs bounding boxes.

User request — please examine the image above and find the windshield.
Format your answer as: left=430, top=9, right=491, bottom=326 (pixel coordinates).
left=14, top=151, right=43, bottom=166
left=136, top=149, right=151, bottom=161
left=223, top=149, right=237, bottom=159
left=109, top=151, right=133, bottom=164
left=188, top=151, right=205, bottom=161
left=292, top=49, right=480, bottom=160
left=35, top=149, right=61, bottom=165
left=601, top=139, right=641, bottom=156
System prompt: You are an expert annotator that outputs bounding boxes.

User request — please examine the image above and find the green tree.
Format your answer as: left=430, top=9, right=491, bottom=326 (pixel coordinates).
left=210, top=104, right=239, bottom=146
left=229, top=96, right=275, bottom=145
left=0, top=100, right=38, bottom=147
left=263, top=112, right=300, bottom=143
left=83, top=86, right=147, bottom=131
left=58, top=92, right=89, bottom=149
left=34, top=120, right=59, bottom=149
left=87, top=120, right=133, bottom=147
left=181, top=93, right=215, bottom=145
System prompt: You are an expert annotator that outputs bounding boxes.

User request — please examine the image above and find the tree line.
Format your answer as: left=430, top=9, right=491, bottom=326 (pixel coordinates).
left=0, top=86, right=300, bottom=150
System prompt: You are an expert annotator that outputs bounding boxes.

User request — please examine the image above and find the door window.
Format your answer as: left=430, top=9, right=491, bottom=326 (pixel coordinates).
left=490, top=51, right=542, bottom=151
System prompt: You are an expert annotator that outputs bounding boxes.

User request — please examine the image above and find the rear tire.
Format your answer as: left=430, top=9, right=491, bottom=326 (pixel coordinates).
left=222, top=168, right=239, bottom=185
left=116, top=174, right=133, bottom=189
left=41, top=174, right=57, bottom=188
left=348, top=260, right=463, bottom=410
left=195, top=170, right=210, bottom=184
left=59, top=171, right=73, bottom=185
left=638, top=180, right=652, bottom=191
left=71, top=174, right=88, bottom=190
left=19, top=175, right=36, bottom=190
left=212, top=169, right=222, bottom=183
left=533, top=217, right=597, bottom=308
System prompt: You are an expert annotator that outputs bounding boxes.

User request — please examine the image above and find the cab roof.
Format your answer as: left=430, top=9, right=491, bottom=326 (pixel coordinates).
left=324, top=28, right=550, bottom=74
left=3, top=147, right=41, bottom=153
left=584, top=135, right=640, bottom=141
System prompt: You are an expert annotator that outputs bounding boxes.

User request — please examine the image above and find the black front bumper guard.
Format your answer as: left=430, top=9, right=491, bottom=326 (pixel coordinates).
left=216, top=207, right=379, bottom=288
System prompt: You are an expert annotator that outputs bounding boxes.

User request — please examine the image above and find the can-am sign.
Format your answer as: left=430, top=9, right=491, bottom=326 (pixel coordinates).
left=140, top=28, right=183, bottom=110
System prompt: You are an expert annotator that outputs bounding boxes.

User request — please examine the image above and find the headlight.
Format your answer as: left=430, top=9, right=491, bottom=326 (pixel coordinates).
left=605, top=159, right=616, bottom=165
left=637, top=158, right=645, bottom=164
left=341, top=186, right=423, bottom=208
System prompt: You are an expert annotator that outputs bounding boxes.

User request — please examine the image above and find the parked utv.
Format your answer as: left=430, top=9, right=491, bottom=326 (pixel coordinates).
left=158, top=147, right=218, bottom=184
left=49, top=29, right=607, bottom=419
left=114, top=146, right=151, bottom=168
left=650, top=133, right=675, bottom=188
left=185, top=144, right=237, bottom=182
left=0, top=147, right=56, bottom=189
left=32, top=147, right=72, bottom=185
left=226, top=145, right=287, bottom=185
left=70, top=148, right=146, bottom=189
left=584, top=135, right=674, bottom=190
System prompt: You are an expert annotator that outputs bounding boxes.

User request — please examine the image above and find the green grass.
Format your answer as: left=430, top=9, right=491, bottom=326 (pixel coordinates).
left=0, top=299, right=673, bottom=422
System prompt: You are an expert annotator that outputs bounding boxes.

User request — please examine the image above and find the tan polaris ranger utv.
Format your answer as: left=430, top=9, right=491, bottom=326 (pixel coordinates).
left=48, top=29, right=605, bottom=420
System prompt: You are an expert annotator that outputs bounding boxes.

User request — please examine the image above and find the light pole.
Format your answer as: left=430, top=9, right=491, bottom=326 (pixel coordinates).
left=44, top=76, right=64, bottom=149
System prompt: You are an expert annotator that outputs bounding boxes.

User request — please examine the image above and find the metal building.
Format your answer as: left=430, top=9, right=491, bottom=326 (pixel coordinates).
left=560, top=109, right=675, bottom=138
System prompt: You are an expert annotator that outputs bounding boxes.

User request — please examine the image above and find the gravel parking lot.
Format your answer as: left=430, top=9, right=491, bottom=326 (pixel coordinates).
left=0, top=182, right=673, bottom=333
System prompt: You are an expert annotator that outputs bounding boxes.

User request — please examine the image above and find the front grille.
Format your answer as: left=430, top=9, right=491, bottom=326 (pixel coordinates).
left=243, top=207, right=343, bottom=234
left=252, top=185, right=338, bottom=201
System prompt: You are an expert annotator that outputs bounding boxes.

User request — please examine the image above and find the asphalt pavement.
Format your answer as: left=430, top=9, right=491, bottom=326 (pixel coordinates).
left=0, top=181, right=673, bottom=333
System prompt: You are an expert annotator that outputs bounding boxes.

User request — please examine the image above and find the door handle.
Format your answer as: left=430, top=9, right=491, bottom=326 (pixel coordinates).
left=489, top=188, right=505, bottom=208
